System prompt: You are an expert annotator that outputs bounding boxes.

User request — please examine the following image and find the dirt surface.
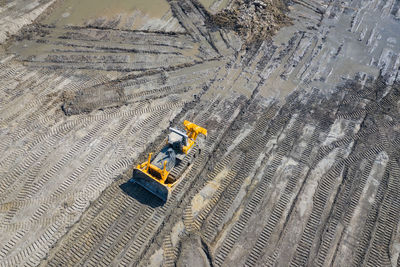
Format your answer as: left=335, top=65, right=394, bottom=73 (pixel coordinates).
left=210, top=0, right=292, bottom=44
left=42, top=0, right=184, bottom=32
left=0, top=0, right=56, bottom=44
left=0, top=0, right=400, bottom=266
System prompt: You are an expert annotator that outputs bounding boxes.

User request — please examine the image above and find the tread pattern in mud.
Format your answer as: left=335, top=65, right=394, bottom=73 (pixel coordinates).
left=0, top=0, right=399, bottom=266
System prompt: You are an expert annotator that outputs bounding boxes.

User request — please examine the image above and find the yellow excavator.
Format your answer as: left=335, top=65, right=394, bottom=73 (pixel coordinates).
left=130, top=120, right=207, bottom=201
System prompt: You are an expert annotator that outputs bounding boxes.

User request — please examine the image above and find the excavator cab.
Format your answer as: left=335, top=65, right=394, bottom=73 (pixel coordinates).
left=130, top=120, right=207, bottom=201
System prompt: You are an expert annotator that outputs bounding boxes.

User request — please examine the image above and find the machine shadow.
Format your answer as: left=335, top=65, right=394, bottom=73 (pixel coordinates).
left=120, top=182, right=165, bottom=208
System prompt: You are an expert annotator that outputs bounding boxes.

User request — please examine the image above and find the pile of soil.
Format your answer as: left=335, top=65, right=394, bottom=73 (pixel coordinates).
left=209, top=0, right=291, bottom=44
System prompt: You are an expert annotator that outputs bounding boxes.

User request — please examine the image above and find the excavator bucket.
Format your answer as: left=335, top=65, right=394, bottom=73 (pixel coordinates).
left=130, top=168, right=169, bottom=202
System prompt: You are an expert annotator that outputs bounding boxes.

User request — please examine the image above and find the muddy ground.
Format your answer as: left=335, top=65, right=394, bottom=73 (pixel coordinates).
left=0, top=0, right=400, bottom=266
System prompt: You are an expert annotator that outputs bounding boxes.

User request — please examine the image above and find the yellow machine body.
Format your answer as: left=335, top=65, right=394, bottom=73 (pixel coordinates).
left=132, top=120, right=207, bottom=201
left=182, top=120, right=208, bottom=154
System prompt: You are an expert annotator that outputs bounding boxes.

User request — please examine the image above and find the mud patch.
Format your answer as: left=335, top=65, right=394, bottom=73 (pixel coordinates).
left=191, top=168, right=230, bottom=217
left=208, top=0, right=291, bottom=44
left=41, top=0, right=183, bottom=31
left=176, top=234, right=212, bottom=267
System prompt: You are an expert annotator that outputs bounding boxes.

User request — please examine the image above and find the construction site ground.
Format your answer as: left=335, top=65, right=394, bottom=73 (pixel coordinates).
left=0, top=0, right=400, bottom=266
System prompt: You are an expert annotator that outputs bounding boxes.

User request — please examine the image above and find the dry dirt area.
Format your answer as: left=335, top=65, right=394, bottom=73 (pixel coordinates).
left=0, top=0, right=400, bottom=266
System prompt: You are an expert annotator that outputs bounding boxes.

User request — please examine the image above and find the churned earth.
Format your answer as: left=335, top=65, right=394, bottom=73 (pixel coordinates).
left=0, top=0, right=399, bottom=266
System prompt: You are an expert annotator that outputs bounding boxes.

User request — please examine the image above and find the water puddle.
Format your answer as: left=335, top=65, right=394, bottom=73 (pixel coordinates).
left=42, top=0, right=172, bottom=30
left=198, top=0, right=230, bottom=13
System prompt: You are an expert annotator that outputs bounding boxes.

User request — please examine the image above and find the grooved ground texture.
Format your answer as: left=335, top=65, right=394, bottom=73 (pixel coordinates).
left=0, top=0, right=399, bottom=266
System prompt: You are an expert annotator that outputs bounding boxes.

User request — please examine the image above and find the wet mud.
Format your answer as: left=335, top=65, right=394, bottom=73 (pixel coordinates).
left=0, top=0, right=399, bottom=266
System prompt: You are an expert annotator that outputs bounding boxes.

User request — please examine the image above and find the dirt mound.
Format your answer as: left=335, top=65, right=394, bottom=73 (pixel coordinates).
left=61, top=90, right=78, bottom=115
left=209, top=0, right=291, bottom=44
